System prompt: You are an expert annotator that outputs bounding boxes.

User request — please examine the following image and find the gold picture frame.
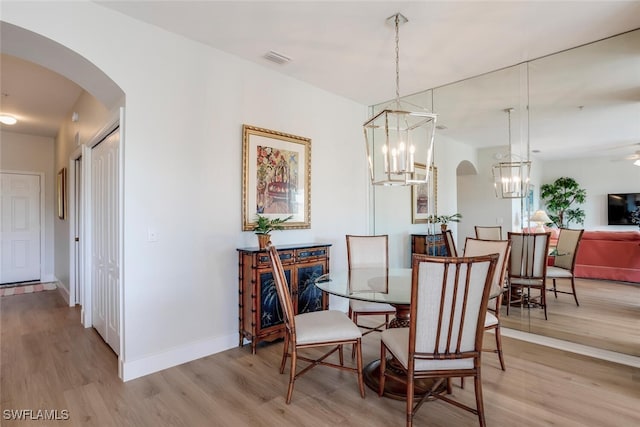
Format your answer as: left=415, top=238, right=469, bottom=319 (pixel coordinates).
left=242, top=125, right=311, bottom=231
left=57, top=167, right=67, bottom=220
left=411, top=163, right=437, bottom=224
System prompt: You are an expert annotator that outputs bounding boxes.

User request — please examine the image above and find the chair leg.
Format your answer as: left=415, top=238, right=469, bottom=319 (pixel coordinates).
left=542, top=286, right=548, bottom=320
left=571, top=277, right=580, bottom=306
left=285, top=347, right=297, bottom=404
left=406, top=371, right=415, bottom=427
left=506, top=285, right=511, bottom=316
left=280, top=332, right=290, bottom=374
left=378, top=346, right=387, bottom=396
left=552, top=278, right=558, bottom=298
left=355, top=338, right=365, bottom=398
left=495, top=325, right=506, bottom=371
left=474, top=373, right=486, bottom=427
left=350, top=312, right=359, bottom=359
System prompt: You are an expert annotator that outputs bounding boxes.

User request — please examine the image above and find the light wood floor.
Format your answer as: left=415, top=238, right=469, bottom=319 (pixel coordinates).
left=1, top=290, right=639, bottom=427
left=501, top=278, right=640, bottom=356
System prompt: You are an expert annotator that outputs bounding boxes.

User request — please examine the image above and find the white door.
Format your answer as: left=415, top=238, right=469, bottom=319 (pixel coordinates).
left=0, top=173, right=41, bottom=284
left=91, top=128, right=120, bottom=354
left=74, top=157, right=82, bottom=305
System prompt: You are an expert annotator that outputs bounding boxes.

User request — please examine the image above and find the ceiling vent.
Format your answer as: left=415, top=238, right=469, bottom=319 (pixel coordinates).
left=264, top=51, right=291, bottom=65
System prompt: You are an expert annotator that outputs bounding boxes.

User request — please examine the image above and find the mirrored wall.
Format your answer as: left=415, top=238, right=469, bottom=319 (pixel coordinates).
left=373, top=29, right=640, bottom=356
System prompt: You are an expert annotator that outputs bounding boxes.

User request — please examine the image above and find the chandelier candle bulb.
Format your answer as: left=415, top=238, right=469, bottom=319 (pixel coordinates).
left=399, top=141, right=406, bottom=171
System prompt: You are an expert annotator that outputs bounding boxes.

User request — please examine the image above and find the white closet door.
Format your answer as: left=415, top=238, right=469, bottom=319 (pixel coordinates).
left=0, top=173, right=41, bottom=284
left=91, top=129, right=120, bottom=355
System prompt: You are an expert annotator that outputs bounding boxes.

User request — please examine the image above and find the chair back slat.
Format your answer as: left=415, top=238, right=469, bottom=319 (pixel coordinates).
left=508, top=232, right=550, bottom=280
left=475, top=225, right=503, bottom=240
left=463, top=238, right=512, bottom=311
left=554, top=228, right=584, bottom=270
left=267, top=245, right=296, bottom=337
left=411, top=254, right=498, bottom=361
left=442, top=230, right=458, bottom=257
left=346, top=235, right=388, bottom=269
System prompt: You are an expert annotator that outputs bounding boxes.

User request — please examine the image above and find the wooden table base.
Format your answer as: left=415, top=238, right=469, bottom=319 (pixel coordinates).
left=365, top=304, right=447, bottom=400
left=363, top=359, right=447, bottom=401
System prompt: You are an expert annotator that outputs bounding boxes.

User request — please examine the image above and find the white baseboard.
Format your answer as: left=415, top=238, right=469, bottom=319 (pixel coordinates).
left=56, top=283, right=70, bottom=305
left=502, top=327, right=640, bottom=368
left=120, top=333, right=238, bottom=381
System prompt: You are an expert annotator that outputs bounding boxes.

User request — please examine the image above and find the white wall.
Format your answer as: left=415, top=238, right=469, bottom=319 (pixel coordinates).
left=0, top=131, right=55, bottom=282
left=2, top=1, right=369, bottom=380
left=541, top=156, right=640, bottom=230
left=53, top=90, right=117, bottom=296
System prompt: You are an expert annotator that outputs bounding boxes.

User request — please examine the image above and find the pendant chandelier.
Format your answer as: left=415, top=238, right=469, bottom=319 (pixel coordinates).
left=492, top=108, right=531, bottom=198
left=363, top=13, right=437, bottom=186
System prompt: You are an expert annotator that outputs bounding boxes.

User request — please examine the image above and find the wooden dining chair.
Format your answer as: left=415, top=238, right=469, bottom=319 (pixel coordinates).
left=474, top=225, right=503, bottom=240
left=506, top=232, right=551, bottom=319
left=379, top=254, right=499, bottom=427
left=463, top=238, right=511, bottom=372
left=266, top=244, right=365, bottom=403
left=346, top=235, right=396, bottom=338
left=546, top=228, right=584, bottom=306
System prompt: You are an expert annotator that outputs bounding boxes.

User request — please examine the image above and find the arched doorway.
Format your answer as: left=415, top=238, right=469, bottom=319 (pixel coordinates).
left=1, top=21, right=125, bottom=363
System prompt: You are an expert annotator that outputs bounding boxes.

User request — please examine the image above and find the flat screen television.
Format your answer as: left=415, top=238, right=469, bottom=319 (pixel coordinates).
left=607, top=193, right=640, bottom=225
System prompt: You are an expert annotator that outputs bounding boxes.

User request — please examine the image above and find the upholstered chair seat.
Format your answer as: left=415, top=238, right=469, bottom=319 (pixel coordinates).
left=294, top=310, right=362, bottom=345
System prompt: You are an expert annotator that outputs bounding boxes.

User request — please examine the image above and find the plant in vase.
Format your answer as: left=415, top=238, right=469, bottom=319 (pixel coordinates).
left=437, top=213, right=462, bottom=231
left=253, top=214, right=293, bottom=249
left=540, top=177, right=586, bottom=227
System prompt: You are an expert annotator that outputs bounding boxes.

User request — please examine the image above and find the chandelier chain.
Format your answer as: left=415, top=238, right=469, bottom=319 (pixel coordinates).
left=395, top=14, right=400, bottom=105
left=507, top=108, right=512, bottom=159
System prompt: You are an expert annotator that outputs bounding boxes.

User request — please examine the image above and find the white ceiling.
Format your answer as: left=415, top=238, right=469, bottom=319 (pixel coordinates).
left=0, top=54, right=83, bottom=138
left=1, top=1, right=639, bottom=160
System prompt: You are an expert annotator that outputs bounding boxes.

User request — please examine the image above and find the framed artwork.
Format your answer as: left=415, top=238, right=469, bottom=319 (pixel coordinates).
left=411, top=163, right=437, bottom=224
left=242, top=125, right=311, bottom=231
left=57, top=167, right=67, bottom=220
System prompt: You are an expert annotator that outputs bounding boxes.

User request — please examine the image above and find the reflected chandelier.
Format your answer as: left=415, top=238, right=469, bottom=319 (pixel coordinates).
left=363, top=13, right=437, bottom=186
left=492, top=108, right=531, bottom=198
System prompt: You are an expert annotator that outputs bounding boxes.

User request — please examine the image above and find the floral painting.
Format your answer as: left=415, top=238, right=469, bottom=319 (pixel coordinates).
left=411, top=163, right=437, bottom=224
left=256, top=145, right=299, bottom=214
left=242, top=125, right=311, bottom=231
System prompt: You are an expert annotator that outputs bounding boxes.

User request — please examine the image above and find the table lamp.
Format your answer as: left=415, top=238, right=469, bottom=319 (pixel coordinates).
left=530, top=210, right=552, bottom=233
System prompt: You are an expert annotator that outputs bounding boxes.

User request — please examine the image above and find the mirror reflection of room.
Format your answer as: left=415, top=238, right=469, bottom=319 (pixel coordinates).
left=373, top=29, right=640, bottom=358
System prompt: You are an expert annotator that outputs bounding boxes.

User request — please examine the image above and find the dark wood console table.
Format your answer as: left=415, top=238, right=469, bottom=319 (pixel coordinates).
left=237, top=243, right=331, bottom=353
left=411, top=233, right=449, bottom=256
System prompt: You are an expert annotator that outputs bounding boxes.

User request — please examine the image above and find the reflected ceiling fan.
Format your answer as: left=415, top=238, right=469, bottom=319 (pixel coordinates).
left=607, top=143, right=640, bottom=166
left=611, top=149, right=640, bottom=166
left=625, top=150, right=640, bottom=166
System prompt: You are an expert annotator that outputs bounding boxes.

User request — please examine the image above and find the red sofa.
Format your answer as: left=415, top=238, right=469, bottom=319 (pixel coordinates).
left=574, top=231, right=640, bottom=283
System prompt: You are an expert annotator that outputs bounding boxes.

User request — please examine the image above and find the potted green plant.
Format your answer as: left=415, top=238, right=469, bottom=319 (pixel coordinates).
left=437, top=213, right=462, bottom=231
left=253, top=214, right=293, bottom=249
left=540, top=177, right=586, bottom=227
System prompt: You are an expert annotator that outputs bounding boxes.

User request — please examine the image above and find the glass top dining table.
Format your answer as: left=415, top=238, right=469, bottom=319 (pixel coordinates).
left=316, top=268, right=412, bottom=301
left=315, top=268, right=414, bottom=328
left=314, top=267, right=502, bottom=400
